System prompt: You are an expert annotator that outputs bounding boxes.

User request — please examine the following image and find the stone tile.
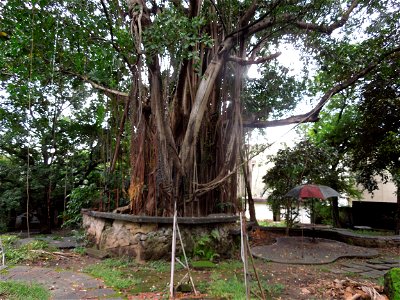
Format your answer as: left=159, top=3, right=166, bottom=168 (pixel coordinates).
left=340, top=267, right=365, bottom=274
left=365, top=263, right=392, bottom=271
left=339, top=262, right=375, bottom=271
left=0, top=265, right=121, bottom=299
left=382, top=253, right=400, bottom=264
left=329, top=268, right=345, bottom=274
left=377, top=257, right=400, bottom=264
left=362, top=270, right=385, bottom=279
left=83, top=288, right=121, bottom=298
left=366, top=259, right=385, bottom=264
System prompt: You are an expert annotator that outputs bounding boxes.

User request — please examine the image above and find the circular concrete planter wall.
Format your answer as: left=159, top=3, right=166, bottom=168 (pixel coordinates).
left=82, top=210, right=240, bottom=262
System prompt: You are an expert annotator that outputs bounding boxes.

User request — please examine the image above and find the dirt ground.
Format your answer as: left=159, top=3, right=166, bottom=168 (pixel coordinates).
left=24, top=230, right=399, bottom=300
left=27, top=247, right=399, bottom=299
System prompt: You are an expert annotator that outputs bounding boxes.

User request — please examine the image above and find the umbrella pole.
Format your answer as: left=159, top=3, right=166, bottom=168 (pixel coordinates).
left=311, top=199, right=316, bottom=243
left=301, top=227, right=304, bottom=259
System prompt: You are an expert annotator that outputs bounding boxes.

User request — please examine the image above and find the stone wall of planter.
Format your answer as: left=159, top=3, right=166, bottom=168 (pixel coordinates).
left=82, top=210, right=240, bottom=262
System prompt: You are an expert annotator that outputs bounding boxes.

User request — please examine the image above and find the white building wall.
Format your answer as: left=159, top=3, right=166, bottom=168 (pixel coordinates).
left=245, top=202, right=311, bottom=223
left=359, top=179, right=397, bottom=203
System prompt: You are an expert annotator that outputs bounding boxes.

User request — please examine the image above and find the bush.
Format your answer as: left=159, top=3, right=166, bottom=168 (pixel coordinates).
left=62, top=184, right=100, bottom=228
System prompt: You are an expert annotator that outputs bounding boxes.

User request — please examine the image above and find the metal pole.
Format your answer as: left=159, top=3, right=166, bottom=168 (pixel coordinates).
left=169, top=201, right=177, bottom=299
left=240, top=212, right=250, bottom=299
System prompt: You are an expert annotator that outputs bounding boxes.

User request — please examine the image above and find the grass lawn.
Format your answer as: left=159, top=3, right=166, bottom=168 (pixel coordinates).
left=83, top=257, right=284, bottom=299
left=0, top=281, right=50, bottom=300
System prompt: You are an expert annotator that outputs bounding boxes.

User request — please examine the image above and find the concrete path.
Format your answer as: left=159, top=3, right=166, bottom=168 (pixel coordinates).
left=0, top=266, right=123, bottom=299
left=251, top=237, right=380, bottom=264
left=17, top=236, right=82, bottom=249
left=330, top=257, right=400, bottom=279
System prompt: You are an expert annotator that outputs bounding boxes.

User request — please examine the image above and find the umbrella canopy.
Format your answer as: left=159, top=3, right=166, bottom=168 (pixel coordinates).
left=284, top=184, right=340, bottom=200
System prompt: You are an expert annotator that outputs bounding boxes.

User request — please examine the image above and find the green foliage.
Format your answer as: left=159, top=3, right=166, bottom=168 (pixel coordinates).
left=305, top=200, right=332, bottom=225
left=207, top=273, right=246, bottom=299
left=193, top=231, right=220, bottom=261
left=258, top=220, right=286, bottom=227
left=243, top=64, right=306, bottom=120
left=72, top=246, right=86, bottom=255
left=264, top=283, right=285, bottom=298
left=0, top=280, right=50, bottom=300
left=62, top=184, right=100, bottom=228
left=142, top=8, right=212, bottom=72
left=147, top=260, right=171, bottom=272
left=0, top=236, right=55, bottom=264
left=191, top=260, right=217, bottom=269
left=384, top=268, right=400, bottom=300
left=1, top=0, right=399, bottom=223
left=0, top=157, right=23, bottom=232
left=350, top=229, right=395, bottom=236
left=0, top=235, right=19, bottom=248
left=207, top=273, right=284, bottom=299
left=263, top=140, right=336, bottom=229
left=216, top=260, right=243, bottom=271
left=350, top=62, right=400, bottom=192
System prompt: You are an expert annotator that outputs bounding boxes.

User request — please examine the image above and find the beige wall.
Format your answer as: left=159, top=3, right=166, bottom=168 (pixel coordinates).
left=359, top=179, right=397, bottom=203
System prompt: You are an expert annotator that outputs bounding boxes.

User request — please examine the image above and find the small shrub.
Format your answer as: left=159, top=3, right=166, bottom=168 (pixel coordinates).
left=62, top=184, right=100, bottom=228
left=73, top=246, right=86, bottom=255
left=193, top=233, right=220, bottom=261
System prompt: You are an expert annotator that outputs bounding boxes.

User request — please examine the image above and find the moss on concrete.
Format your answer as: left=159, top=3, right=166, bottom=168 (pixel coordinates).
left=384, top=268, right=400, bottom=300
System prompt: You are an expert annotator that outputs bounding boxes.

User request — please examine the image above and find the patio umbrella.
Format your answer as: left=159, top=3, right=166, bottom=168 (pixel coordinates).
left=284, top=184, right=340, bottom=200
left=284, top=184, right=341, bottom=248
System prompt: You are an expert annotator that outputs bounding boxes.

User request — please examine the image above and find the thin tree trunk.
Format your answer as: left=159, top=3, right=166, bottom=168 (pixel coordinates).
left=110, top=96, right=130, bottom=173
left=240, top=151, right=257, bottom=224
left=331, top=197, right=341, bottom=228
left=396, top=187, right=400, bottom=235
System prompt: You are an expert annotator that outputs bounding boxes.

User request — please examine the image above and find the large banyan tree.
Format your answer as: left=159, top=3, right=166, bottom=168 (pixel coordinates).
left=1, top=0, right=399, bottom=219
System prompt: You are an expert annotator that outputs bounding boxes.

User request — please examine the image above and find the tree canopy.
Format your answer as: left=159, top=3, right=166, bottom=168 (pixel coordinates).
left=0, top=0, right=399, bottom=229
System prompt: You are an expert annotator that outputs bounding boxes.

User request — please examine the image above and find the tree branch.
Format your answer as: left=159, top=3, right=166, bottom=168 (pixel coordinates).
left=62, top=70, right=129, bottom=102
left=228, top=52, right=281, bottom=65
left=244, top=46, right=400, bottom=128
left=294, top=0, right=358, bottom=34
left=100, top=0, right=134, bottom=73
left=245, top=0, right=359, bottom=38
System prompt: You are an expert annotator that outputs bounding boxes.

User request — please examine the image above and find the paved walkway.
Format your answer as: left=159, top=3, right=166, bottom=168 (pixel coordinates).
left=251, top=237, right=380, bottom=264
left=17, top=235, right=82, bottom=249
left=251, top=236, right=400, bottom=279
left=331, top=257, right=400, bottom=279
left=0, top=266, right=123, bottom=299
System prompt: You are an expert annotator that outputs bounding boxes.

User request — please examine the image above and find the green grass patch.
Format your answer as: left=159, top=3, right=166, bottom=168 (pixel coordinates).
left=147, top=260, right=171, bottom=272
left=0, top=235, right=57, bottom=264
left=83, top=258, right=140, bottom=290
left=264, top=282, right=285, bottom=298
left=258, top=220, right=286, bottom=227
left=207, top=272, right=284, bottom=299
left=350, top=229, right=394, bottom=236
left=0, top=280, right=50, bottom=300
left=215, top=259, right=243, bottom=271
left=207, top=273, right=245, bottom=299
left=72, top=246, right=86, bottom=255
left=191, top=260, right=217, bottom=269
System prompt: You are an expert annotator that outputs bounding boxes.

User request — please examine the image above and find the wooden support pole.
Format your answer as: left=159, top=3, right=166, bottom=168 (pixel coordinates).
left=169, top=201, right=177, bottom=299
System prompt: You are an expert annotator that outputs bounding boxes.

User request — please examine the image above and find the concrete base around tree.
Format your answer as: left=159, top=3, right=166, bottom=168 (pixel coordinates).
left=82, top=210, right=239, bottom=262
